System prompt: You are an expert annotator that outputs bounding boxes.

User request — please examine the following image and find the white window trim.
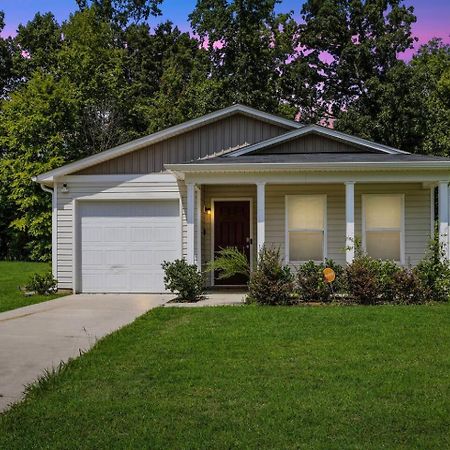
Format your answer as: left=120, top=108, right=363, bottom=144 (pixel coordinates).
left=285, top=194, right=327, bottom=264
left=361, top=194, right=405, bottom=265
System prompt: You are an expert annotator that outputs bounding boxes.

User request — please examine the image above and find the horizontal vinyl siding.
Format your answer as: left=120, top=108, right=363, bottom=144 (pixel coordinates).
left=76, top=114, right=288, bottom=175
left=355, top=183, right=431, bottom=266
left=57, top=179, right=431, bottom=290
left=266, top=184, right=346, bottom=265
left=265, top=183, right=431, bottom=267
left=56, top=175, right=181, bottom=290
left=178, top=180, right=187, bottom=259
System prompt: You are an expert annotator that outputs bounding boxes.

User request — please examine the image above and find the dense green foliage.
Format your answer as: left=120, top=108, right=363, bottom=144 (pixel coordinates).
left=336, top=39, right=450, bottom=154
left=162, top=259, right=204, bottom=301
left=0, top=0, right=448, bottom=260
left=247, top=247, right=294, bottom=305
left=0, top=306, right=449, bottom=448
left=248, top=235, right=449, bottom=305
left=342, top=231, right=450, bottom=304
left=296, top=259, right=344, bottom=303
left=207, top=247, right=250, bottom=280
left=300, top=0, right=417, bottom=121
left=0, top=261, right=62, bottom=313
left=24, top=270, right=58, bottom=295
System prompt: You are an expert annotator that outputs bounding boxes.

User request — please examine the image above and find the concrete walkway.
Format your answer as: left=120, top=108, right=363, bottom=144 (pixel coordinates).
left=0, top=293, right=170, bottom=412
left=164, top=290, right=246, bottom=307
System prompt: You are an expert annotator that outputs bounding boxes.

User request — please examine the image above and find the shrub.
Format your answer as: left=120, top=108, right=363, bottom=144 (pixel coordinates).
left=207, top=247, right=250, bottom=280
left=162, top=259, right=204, bottom=302
left=25, top=271, right=57, bottom=295
left=296, top=259, right=343, bottom=303
left=247, top=247, right=294, bottom=305
left=416, top=230, right=450, bottom=302
left=345, top=255, right=380, bottom=305
left=345, top=251, right=400, bottom=305
left=392, top=268, right=429, bottom=305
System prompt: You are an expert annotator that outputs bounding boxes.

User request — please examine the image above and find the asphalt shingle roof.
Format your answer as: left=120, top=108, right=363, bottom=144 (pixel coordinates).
left=186, top=153, right=450, bottom=164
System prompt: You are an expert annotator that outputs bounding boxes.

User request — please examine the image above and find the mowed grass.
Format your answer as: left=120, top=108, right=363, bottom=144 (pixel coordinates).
left=1, top=306, right=449, bottom=449
left=0, top=261, right=61, bottom=313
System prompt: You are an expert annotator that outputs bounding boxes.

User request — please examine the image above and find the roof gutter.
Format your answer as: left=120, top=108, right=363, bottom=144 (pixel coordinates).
left=166, top=161, right=450, bottom=173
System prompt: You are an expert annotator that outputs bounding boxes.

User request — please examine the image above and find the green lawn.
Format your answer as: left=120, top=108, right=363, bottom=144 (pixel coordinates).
left=0, top=306, right=449, bottom=449
left=0, top=261, right=61, bottom=313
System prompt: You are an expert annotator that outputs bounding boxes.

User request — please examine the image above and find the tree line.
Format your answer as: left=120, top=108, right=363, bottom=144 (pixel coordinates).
left=0, top=0, right=449, bottom=261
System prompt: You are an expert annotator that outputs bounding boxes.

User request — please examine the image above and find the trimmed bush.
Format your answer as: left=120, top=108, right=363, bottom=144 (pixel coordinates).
left=296, top=259, right=343, bottom=303
left=392, top=268, right=429, bottom=305
left=247, top=247, right=294, bottom=305
left=162, top=259, right=204, bottom=302
left=25, top=271, right=57, bottom=295
left=345, top=251, right=400, bottom=305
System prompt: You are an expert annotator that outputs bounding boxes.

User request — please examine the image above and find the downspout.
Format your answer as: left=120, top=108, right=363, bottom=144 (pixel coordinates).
left=40, top=184, right=53, bottom=195
left=39, top=183, right=58, bottom=280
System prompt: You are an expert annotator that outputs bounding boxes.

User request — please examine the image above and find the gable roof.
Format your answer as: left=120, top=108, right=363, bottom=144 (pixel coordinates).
left=34, top=104, right=302, bottom=184
left=226, top=125, right=410, bottom=157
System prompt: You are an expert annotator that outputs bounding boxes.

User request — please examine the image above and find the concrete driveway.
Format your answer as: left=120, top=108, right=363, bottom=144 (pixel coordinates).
left=0, top=293, right=170, bottom=412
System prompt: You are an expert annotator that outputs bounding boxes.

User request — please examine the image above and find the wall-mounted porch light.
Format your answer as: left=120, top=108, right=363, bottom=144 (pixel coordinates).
left=204, top=206, right=211, bottom=215
left=61, top=183, right=69, bottom=193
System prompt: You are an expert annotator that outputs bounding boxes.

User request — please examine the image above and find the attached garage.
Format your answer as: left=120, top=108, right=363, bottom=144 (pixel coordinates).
left=76, top=200, right=181, bottom=293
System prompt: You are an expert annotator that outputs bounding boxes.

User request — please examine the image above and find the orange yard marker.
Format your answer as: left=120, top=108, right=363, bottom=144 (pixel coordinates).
left=323, top=267, right=335, bottom=283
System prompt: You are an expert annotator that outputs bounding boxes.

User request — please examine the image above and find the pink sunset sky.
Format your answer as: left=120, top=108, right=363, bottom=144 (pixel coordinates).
left=1, top=0, right=449, bottom=59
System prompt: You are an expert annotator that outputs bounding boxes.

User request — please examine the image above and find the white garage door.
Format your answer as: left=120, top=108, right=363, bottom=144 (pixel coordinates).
left=79, top=200, right=180, bottom=293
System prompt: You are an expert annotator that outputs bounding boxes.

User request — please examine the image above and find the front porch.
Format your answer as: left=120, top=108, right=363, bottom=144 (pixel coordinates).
left=182, top=178, right=448, bottom=286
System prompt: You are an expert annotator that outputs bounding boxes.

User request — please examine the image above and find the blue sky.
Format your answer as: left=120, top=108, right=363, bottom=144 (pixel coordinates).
left=1, top=0, right=449, bottom=54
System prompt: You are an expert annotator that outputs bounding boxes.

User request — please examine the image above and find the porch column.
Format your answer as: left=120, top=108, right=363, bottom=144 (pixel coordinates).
left=438, top=181, right=449, bottom=259
left=195, top=186, right=202, bottom=270
left=345, top=181, right=355, bottom=264
left=256, top=182, right=266, bottom=255
left=186, top=182, right=195, bottom=265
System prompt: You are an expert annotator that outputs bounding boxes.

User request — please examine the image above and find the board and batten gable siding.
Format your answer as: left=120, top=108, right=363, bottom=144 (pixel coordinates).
left=75, top=114, right=289, bottom=175
left=55, top=175, right=181, bottom=290
left=254, top=133, right=375, bottom=154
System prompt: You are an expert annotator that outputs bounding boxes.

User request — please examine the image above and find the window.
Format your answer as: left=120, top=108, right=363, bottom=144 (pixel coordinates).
left=286, top=195, right=326, bottom=262
left=363, top=194, right=404, bottom=262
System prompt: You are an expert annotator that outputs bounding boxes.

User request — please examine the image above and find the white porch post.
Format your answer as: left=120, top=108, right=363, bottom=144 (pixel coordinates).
left=256, top=182, right=266, bottom=255
left=186, top=182, right=195, bottom=264
left=438, top=181, right=449, bottom=259
left=195, top=186, right=202, bottom=270
left=345, top=181, right=355, bottom=264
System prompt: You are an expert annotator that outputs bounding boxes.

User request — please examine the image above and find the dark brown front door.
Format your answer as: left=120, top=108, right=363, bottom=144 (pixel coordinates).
left=214, top=200, right=251, bottom=285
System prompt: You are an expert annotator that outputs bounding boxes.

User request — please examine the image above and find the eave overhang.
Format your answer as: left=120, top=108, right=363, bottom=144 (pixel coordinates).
left=165, top=161, right=450, bottom=180
left=33, top=104, right=302, bottom=185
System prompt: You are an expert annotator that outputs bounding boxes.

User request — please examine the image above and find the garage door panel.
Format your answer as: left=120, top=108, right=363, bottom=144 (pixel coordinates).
left=82, top=227, right=104, bottom=242
left=103, top=227, right=129, bottom=242
left=130, top=225, right=178, bottom=243
left=79, top=200, right=180, bottom=293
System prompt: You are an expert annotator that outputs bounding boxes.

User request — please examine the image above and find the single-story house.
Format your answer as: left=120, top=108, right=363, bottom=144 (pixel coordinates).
left=34, top=104, right=450, bottom=293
